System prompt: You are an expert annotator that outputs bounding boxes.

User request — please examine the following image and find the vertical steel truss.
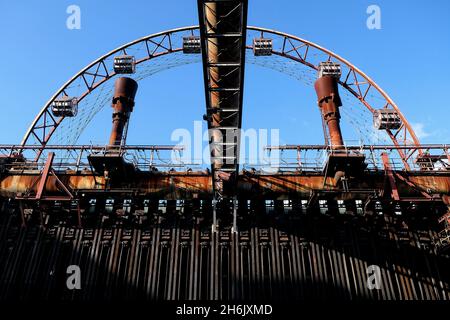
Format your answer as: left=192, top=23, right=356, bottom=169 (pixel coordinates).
left=21, top=26, right=424, bottom=171
left=197, top=1, right=248, bottom=205
left=21, top=27, right=197, bottom=161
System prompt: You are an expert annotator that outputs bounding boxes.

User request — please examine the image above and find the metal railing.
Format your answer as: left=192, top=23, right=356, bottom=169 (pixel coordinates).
left=1, top=144, right=449, bottom=173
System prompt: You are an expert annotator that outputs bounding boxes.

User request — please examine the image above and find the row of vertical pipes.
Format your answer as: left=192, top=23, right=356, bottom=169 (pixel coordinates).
left=0, top=201, right=448, bottom=300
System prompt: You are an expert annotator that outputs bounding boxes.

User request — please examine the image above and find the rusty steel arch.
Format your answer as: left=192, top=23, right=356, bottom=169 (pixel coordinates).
left=21, top=25, right=421, bottom=168
left=21, top=26, right=200, bottom=160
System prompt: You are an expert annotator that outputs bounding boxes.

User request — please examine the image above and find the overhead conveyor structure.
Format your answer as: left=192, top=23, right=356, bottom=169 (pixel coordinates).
left=197, top=0, right=248, bottom=231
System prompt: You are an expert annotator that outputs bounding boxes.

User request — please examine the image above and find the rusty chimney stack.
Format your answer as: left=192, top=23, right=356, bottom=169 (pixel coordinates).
left=314, top=63, right=344, bottom=149
left=109, top=77, right=138, bottom=147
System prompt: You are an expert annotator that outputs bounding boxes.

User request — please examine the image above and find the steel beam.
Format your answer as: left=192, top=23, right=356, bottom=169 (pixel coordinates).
left=197, top=0, right=248, bottom=202
left=314, top=75, right=344, bottom=149
left=2, top=171, right=450, bottom=200
left=109, top=77, right=138, bottom=147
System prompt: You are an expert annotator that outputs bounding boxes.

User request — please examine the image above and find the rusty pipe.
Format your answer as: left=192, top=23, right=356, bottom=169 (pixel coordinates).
left=314, top=76, right=344, bottom=149
left=108, top=77, right=138, bottom=146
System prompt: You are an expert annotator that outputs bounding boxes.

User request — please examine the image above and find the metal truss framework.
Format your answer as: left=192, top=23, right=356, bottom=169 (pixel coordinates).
left=0, top=202, right=448, bottom=300
left=21, top=26, right=422, bottom=171
left=197, top=0, right=248, bottom=211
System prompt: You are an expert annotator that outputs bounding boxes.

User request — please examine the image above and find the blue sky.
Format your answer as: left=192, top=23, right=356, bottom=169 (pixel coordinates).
left=0, top=0, right=449, bottom=148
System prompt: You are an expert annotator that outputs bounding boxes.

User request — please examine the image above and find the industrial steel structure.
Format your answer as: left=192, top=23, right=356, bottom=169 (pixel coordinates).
left=0, top=0, right=449, bottom=301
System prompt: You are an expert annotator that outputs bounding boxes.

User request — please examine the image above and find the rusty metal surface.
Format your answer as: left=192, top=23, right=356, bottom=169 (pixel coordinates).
left=1, top=4, right=448, bottom=302
left=109, top=77, right=138, bottom=146
left=1, top=171, right=450, bottom=200
left=35, top=152, right=55, bottom=200
left=314, top=76, right=344, bottom=149
left=382, top=152, right=400, bottom=201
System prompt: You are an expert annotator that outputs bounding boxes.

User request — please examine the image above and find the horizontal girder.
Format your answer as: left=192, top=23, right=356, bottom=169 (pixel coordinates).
left=197, top=0, right=248, bottom=200
left=1, top=170, right=449, bottom=199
